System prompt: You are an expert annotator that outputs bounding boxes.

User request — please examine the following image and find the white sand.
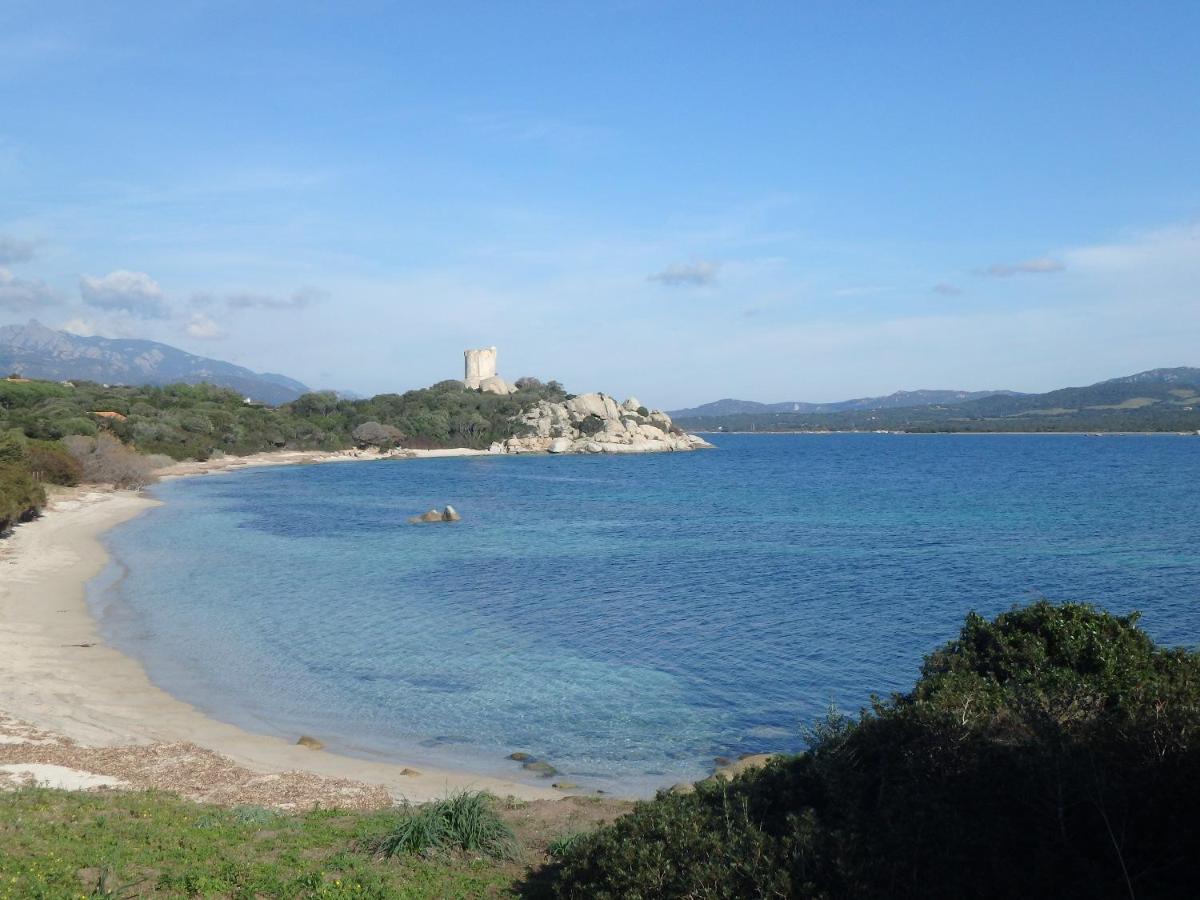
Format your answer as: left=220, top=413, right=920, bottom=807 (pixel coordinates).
left=0, top=763, right=128, bottom=791
left=0, top=460, right=558, bottom=804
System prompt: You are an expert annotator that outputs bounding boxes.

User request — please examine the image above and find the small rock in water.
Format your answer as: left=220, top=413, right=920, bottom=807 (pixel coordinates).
left=296, top=735, right=324, bottom=750
left=522, top=760, right=559, bottom=777
left=408, top=506, right=462, bottom=524
left=508, top=751, right=531, bottom=761
left=552, top=781, right=579, bottom=790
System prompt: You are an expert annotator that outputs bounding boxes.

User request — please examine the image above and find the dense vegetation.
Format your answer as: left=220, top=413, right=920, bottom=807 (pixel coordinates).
left=0, top=376, right=567, bottom=532
left=531, top=601, right=1200, bottom=899
left=1, top=377, right=567, bottom=459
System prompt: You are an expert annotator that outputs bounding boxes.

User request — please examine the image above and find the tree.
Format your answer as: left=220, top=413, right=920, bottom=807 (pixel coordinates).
left=351, top=421, right=404, bottom=448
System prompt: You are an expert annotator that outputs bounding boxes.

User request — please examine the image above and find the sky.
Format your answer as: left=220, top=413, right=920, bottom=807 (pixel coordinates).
left=1, top=1, right=1198, bottom=408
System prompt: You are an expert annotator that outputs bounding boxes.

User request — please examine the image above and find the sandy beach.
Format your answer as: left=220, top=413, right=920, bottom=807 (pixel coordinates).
left=0, top=451, right=559, bottom=807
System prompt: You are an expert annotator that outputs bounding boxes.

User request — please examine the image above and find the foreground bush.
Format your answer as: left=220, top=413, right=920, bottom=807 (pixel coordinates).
left=533, top=602, right=1200, bottom=899
left=0, top=462, right=45, bottom=534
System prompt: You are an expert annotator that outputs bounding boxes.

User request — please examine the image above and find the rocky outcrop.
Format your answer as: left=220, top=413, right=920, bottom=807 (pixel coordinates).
left=408, top=506, right=462, bottom=524
left=496, top=392, right=713, bottom=455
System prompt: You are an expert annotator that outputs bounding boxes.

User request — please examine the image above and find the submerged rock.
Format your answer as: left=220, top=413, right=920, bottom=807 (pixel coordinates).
left=296, top=735, right=324, bottom=750
left=522, top=760, right=559, bottom=777
left=507, top=752, right=531, bottom=761
left=552, top=781, right=579, bottom=790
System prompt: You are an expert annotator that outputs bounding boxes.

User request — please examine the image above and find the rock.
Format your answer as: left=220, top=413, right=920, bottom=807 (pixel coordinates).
left=622, top=396, right=642, bottom=412
left=479, top=375, right=515, bottom=395
left=508, top=752, right=531, bottom=761
left=401, top=768, right=421, bottom=776
left=522, top=760, right=559, bottom=777
left=669, top=782, right=695, bottom=795
left=552, top=781, right=579, bottom=790
left=547, top=437, right=572, bottom=454
left=714, top=756, right=733, bottom=767
left=711, top=753, right=776, bottom=781
left=409, top=507, right=460, bottom=524
left=296, top=735, right=324, bottom=750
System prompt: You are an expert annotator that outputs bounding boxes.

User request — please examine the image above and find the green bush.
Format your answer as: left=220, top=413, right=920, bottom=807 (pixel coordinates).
left=370, top=792, right=516, bottom=860
left=534, top=601, right=1200, bottom=899
left=0, top=462, right=45, bottom=534
left=26, top=440, right=83, bottom=486
left=577, top=414, right=605, bottom=436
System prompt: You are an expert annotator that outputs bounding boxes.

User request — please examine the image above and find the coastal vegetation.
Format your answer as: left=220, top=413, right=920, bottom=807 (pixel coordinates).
left=0, top=375, right=569, bottom=533
left=2, top=602, right=1196, bottom=897
left=531, top=601, right=1200, bottom=898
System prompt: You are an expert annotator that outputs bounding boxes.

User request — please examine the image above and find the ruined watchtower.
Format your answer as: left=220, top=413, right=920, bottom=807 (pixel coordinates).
left=463, top=347, right=498, bottom=389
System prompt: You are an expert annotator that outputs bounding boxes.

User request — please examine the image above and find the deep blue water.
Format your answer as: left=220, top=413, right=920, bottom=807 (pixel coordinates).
left=90, top=434, right=1200, bottom=795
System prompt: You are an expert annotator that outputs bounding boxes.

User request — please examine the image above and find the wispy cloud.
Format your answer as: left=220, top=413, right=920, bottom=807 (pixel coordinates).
left=931, top=282, right=963, bottom=296
left=0, top=266, right=59, bottom=312
left=184, top=313, right=226, bottom=340
left=648, top=260, right=720, bottom=287
left=980, top=257, right=1065, bottom=277
left=193, top=286, right=324, bottom=311
left=79, top=270, right=170, bottom=318
left=0, top=235, right=35, bottom=265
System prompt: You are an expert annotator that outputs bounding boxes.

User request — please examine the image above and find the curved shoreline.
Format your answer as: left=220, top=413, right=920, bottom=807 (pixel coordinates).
left=0, top=455, right=561, bottom=804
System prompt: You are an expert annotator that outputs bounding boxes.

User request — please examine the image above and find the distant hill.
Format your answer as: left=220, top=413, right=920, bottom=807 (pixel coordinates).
left=669, top=389, right=1019, bottom=420
left=0, top=320, right=310, bottom=405
left=672, top=368, right=1200, bottom=433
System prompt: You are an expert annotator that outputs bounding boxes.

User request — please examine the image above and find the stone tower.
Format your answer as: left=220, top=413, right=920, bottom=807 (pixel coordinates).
left=463, top=347, right=498, bottom=389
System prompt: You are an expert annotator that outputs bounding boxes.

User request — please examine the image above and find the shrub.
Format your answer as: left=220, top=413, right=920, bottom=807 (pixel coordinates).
left=0, top=463, right=45, bottom=534
left=63, top=433, right=160, bottom=489
left=25, top=441, right=83, bottom=486
left=577, top=414, right=605, bottom=436
left=351, top=421, right=404, bottom=448
left=370, top=792, right=516, bottom=860
left=535, top=601, right=1200, bottom=899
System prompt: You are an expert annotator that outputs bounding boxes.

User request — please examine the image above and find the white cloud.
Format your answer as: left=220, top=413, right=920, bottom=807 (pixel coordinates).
left=79, top=270, right=169, bottom=318
left=184, top=313, right=226, bottom=340
left=980, top=257, right=1065, bottom=277
left=59, top=318, right=99, bottom=337
left=648, top=260, right=720, bottom=287
left=0, top=266, right=59, bottom=312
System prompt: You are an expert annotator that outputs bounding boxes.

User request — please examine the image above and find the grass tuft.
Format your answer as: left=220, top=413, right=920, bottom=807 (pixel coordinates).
left=370, top=791, right=517, bottom=860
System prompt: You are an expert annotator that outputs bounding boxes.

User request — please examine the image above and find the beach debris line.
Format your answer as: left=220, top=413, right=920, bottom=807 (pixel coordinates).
left=408, top=505, right=461, bottom=524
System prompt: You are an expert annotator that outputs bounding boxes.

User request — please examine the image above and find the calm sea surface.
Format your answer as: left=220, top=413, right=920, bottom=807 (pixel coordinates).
left=91, top=434, right=1200, bottom=795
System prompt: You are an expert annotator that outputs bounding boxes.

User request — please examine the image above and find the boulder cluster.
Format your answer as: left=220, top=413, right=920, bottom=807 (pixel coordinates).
left=496, top=393, right=713, bottom=454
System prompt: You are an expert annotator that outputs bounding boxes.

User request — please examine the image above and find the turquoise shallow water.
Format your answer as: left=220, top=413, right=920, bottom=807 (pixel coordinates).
left=90, top=434, right=1200, bottom=795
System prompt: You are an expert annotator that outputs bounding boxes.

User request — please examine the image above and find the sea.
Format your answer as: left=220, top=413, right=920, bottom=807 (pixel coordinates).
left=89, top=433, right=1200, bottom=796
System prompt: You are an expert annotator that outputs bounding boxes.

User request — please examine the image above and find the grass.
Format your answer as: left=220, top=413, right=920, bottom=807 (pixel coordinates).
left=0, top=787, right=525, bottom=899
left=369, top=791, right=517, bottom=860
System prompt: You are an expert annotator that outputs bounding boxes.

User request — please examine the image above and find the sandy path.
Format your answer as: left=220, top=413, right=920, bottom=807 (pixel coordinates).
left=0, top=472, right=557, bottom=807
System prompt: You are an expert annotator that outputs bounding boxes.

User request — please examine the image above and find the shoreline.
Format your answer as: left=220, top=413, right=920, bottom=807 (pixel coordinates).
left=0, top=450, right=563, bottom=806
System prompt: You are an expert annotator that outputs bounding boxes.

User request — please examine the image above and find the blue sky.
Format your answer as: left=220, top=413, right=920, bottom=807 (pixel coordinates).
left=1, top=1, right=1198, bottom=406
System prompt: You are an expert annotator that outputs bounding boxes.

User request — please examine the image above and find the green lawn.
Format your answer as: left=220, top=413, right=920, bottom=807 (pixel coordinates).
left=0, top=788, right=536, bottom=899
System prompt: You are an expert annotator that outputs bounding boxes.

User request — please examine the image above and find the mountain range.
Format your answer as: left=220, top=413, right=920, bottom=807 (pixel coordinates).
left=0, top=320, right=310, bottom=405
left=668, top=389, right=1022, bottom=419
left=671, top=368, right=1200, bottom=433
